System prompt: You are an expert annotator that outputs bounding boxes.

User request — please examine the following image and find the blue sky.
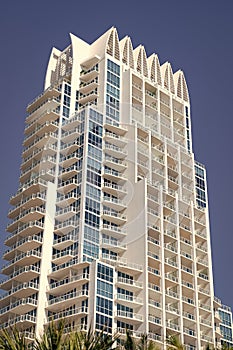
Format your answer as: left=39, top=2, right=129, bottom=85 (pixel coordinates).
left=0, top=0, right=232, bottom=308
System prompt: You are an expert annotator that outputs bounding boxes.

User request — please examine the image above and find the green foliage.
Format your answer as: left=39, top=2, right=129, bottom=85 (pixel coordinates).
left=166, top=335, right=184, bottom=350
left=0, top=327, right=27, bottom=350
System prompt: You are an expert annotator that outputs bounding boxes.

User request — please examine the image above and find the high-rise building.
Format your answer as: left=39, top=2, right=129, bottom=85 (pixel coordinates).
left=0, top=27, right=223, bottom=349
left=218, top=304, right=233, bottom=348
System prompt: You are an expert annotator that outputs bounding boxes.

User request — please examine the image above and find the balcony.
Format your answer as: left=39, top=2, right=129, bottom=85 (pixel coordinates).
left=5, top=220, right=44, bottom=246
left=102, top=182, right=127, bottom=197
left=104, top=132, right=127, bottom=148
left=54, top=219, right=79, bottom=235
left=102, top=196, right=126, bottom=212
left=166, top=304, right=180, bottom=315
left=115, top=310, right=143, bottom=324
left=22, top=132, right=57, bottom=159
left=20, top=157, right=56, bottom=183
left=47, top=290, right=89, bottom=312
left=117, top=293, right=142, bottom=308
left=80, top=65, right=99, bottom=82
left=0, top=265, right=40, bottom=290
left=104, top=156, right=127, bottom=172
left=60, top=140, right=82, bottom=155
left=104, top=143, right=127, bottom=159
left=3, top=234, right=43, bottom=260
left=1, top=250, right=41, bottom=275
left=101, top=224, right=126, bottom=239
left=57, top=178, right=80, bottom=195
left=0, top=297, right=37, bottom=319
left=10, top=178, right=47, bottom=205
left=27, top=86, right=60, bottom=112
left=104, top=120, right=127, bottom=136
left=62, top=114, right=82, bottom=131
left=0, top=314, right=36, bottom=331
left=60, top=152, right=81, bottom=169
left=48, top=258, right=89, bottom=280
left=6, top=206, right=45, bottom=232
left=165, top=289, right=179, bottom=299
left=53, top=233, right=78, bottom=250
left=102, top=210, right=127, bottom=225
left=59, top=165, right=80, bottom=181
left=0, top=281, right=39, bottom=300
left=148, top=236, right=160, bottom=246
left=61, top=128, right=81, bottom=143
left=148, top=315, right=161, bottom=325
left=79, top=78, right=99, bottom=94
left=101, top=238, right=126, bottom=253
left=8, top=192, right=46, bottom=219
left=48, top=306, right=88, bottom=322
left=56, top=192, right=80, bottom=208
left=52, top=249, right=76, bottom=265
left=24, top=120, right=59, bottom=146
left=49, top=273, right=89, bottom=295
left=55, top=206, right=79, bottom=221
left=166, top=321, right=180, bottom=332
left=78, top=90, right=98, bottom=105
left=116, top=277, right=142, bottom=293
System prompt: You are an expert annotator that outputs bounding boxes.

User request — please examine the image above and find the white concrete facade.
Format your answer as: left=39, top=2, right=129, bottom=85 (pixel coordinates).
left=0, top=27, right=223, bottom=349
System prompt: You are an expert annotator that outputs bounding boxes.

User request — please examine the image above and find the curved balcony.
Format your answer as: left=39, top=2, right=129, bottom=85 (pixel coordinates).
left=104, top=132, right=127, bottom=148
left=53, top=233, right=78, bottom=250
left=0, top=281, right=39, bottom=301
left=116, top=277, right=143, bottom=293
left=3, top=234, right=43, bottom=261
left=20, top=157, right=56, bottom=183
left=61, top=128, right=81, bottom=144
left=0, top=297, right=37, bottom=321
left=10, top=178, right=47, bottom=205
left=56, top=192, right=80, bottom=208
left=27, top=86, right=60, bottom=112
left=104, top=119, right=127, bottom=136
left=57, top=178, right=79, bottom=195
left=115, top=310, right=143, bottom=324
left=5, top=220, right=44, bottom=246
left=102, top=196, right=126, bottom=212
left=55, top=206, right=79, bottom=221
left=102, top=210, right=127, bottom=225
left=102, top=182, right=127, bottom=197
left=1, top=250, right=41, bottom=275
left=0, top=313, right=36, bottom=331
left=78, top=90, right=98, bottom=106
left=117, top=293, right=142, bottom=308
left=26, top=97, right=60, bottom=123
left=62, top=112, right=82, bottom=129
left=21, top=143, right=57, bottom=171
left=101, top=238, right=126, bottom=254
left=48, top=306, right=88, bottom=323
left=24, top=120, right=59, bottom=147
left=105, top=144, right=127, bottom=159
left=48, top=273, right=89, bottom=296
left=54, top=219, right=79, bottom=235
left=102, top=168, right=126, bottom=183
left=6, top=206, right=45, bottom=232
left=104, top=156, right=127, bottom=173
left=8, top=192, right=46, bottom=219
left=0, top=265, right=40, bottom=290
left=60, top=152, right=80, bottom=169
left=48, top=258, right=89, bottom=280
left=52, top=249, right=76, bottom=265
left=60, top=140, right=82, bottom=156
left=59, top=165, right=81, bottom=181
left=47, top=290, right=88, bottom=312
left=22, top=132, right=57, bottom=159
left=101, top=224, right=126, bottom=240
